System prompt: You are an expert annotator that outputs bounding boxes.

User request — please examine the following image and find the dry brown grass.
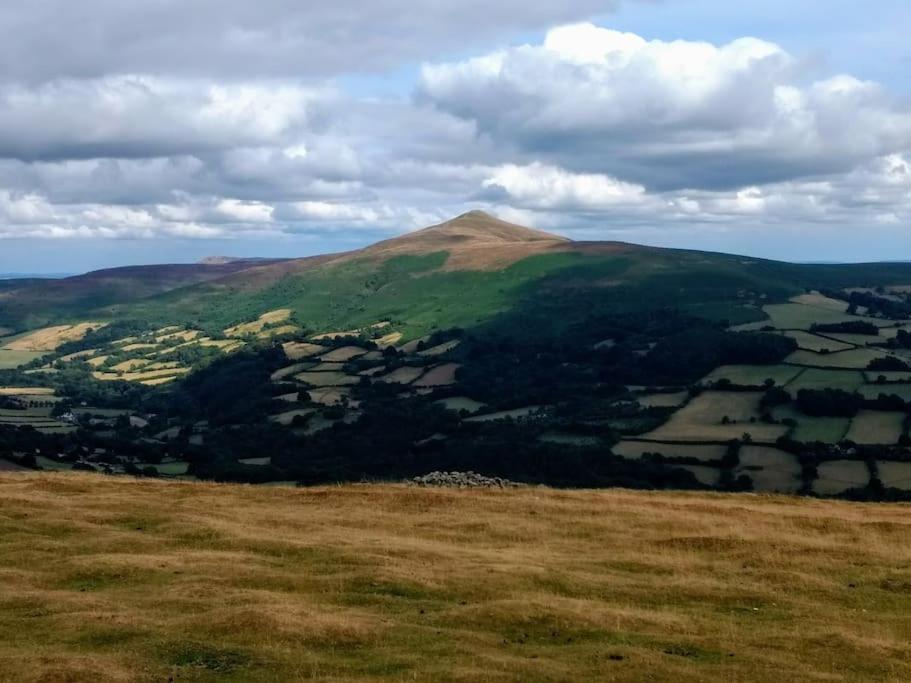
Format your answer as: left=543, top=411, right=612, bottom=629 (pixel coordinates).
left=0, top=474, right=910, bottom=682
left=3, top=323, right=107, bottom=352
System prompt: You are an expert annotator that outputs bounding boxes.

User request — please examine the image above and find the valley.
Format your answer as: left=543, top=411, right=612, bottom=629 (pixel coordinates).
left=3, top=213, right=911, bottom=498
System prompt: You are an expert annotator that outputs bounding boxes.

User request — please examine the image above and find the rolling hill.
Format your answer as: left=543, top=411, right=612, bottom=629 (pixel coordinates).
left=5, top=211, right=911, bottom=496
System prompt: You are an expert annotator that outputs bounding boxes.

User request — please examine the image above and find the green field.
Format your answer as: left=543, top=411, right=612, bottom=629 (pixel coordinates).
left=736, top=303, right=879, bottom=331
left=844, top=411, right=905, bottom=445
left=877, top=461, right=911, bottom=490
left=772, top=404, right=850, bottom=443
left=641, top=392, right=788, bottom=443
left=735, top=446, right=802, bottom=493
left=612, top=441, right=728, bottom=462
left=858, top=384, right=911, bottom=401
left=781, top=330, right=854, bottom=353
left=0, top=348, right=44, bottom=369
left=812, top=460, right=870, bottom=496
left=702, top=364, right=803, bottom=387
left=785, top=348, right=892, bottom=369
left=784, top=368, right=865, bottom=392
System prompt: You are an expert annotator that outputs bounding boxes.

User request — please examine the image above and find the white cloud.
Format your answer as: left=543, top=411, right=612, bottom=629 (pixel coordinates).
left=419, top=23, right=911, bottom=190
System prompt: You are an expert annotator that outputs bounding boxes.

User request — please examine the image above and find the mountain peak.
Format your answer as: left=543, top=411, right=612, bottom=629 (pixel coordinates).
left=360, top=210, right=570, bottom=270
left=412, top=210, right=568, bottom=245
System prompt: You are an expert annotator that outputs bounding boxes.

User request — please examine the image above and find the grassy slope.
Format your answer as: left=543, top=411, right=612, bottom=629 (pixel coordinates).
left=113, top=246, right=808, bottom=338
left=1, top=473, right=909, bottom=681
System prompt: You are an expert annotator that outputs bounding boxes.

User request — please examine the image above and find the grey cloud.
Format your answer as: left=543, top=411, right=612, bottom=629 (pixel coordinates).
left=418, top=25, right=911, bottom=191
left=0, top=1, right=620, bottom=83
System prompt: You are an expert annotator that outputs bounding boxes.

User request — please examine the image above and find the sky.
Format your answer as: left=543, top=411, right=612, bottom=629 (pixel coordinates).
left=0, top=0, right=909, bottom=274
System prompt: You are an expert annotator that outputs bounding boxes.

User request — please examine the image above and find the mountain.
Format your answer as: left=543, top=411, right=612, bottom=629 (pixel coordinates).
left=4, top=209, right=911, bottom=339
left=0, top=258, right=291, bottom=331
left=5, top=210, right=911, bottom=497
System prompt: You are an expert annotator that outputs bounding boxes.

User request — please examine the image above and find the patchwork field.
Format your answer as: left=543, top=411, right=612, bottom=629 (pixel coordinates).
left=876, top=461, right=911, bottom=491
left=781, top=330, right=854, bottom=353
left=0, top=475, right=909, bottom=681
left=734, top=446, right=802, bottom=494
left=771, top=404, right=850, bottom=443
left=702, top=364, right=803, bottom=387
left=812, top=460, right=871, bottom=496
left=785, top=348, right=891, bottom=369
left=434, top=396, right=486, bottom=414
left=0, top=406, right=75, bottom=434
left=2, top=322, right=106, bottom=351
left=464, top=406, right=545, bottom=422
left=635, top=391, right=690, bottom=408
left=844, top=411, right=905, bottom=445
left=784, top=368, right=865, bottom=392
left=736, top=302, right=880, bottom=331
left=640, top=392, right=788, bottom=443
left=612, top=441, right=727, bottom=463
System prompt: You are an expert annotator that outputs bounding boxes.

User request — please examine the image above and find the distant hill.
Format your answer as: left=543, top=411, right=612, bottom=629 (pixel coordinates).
left=4, top=209, right=911, bottom=337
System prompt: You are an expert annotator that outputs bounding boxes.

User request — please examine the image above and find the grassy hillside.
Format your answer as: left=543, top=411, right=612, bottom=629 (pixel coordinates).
left=0, top=260, right=289, bottom=331
left=8, top=212, right=911, bottom=340
left=1, top=473, right=909, bottom=681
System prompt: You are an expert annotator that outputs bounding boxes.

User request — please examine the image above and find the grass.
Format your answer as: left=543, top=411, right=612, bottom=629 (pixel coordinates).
left=0, top=348, right=44, bottom=369
left=0, top=473, right=910, bottom=681
left=771, top=404, right=850, bottom=444
left=734, top=446, right=802, bottom=494
left=781, top=330, right=854, bottom=353
left=701, top=364, right=803, bottom=387
left=736, top=303, right=883, bottom=331
left=785, top=348, right=893, bottom=369
left=845, top=411, right=906, bottom=445
left=859, top=384, right=911, bottom=402
left=612, top=441, right=728, bottom=463
left=641, top=392, right=788, bottom=443
left=813, top=460, right=871, bottom=496
left=784, top=368, right=865, bottom=392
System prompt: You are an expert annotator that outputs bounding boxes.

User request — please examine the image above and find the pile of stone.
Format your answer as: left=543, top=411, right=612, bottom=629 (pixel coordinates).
left=409, top=471, right=522, bottom=489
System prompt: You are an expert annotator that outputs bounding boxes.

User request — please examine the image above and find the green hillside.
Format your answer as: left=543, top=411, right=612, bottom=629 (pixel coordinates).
left=5, top=212, right=911, bottom=497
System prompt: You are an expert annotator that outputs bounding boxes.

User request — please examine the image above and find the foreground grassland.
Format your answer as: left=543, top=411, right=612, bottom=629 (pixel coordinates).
left=0, top=475, right=910, bottom=681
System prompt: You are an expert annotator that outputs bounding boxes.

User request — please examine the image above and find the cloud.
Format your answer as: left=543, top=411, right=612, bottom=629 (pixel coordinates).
left=0, top=1, right=621, bottom=82
left=0, top=77, right=327, bottom=162
left=419, top=23, right=911, bottom=190
left=0, top=11, right=909, bottom=262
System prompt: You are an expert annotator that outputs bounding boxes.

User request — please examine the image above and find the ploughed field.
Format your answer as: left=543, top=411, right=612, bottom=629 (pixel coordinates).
left=0, top=473, right=910, bottom=682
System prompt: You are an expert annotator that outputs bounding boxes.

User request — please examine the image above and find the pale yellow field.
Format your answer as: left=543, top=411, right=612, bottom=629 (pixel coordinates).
left=282, top=342, right=325, bottom=360
left=319, top=346, right=368, bottom=362
left=376, top=366, right=425, bottom=385
left=413, top=363, right=460, bottom=387
left=256, top=324, right=299, bottom=339
left=417, top=339, right=461, bottom=357
left=295, top=371, right=359, bottom=387
left=0, top=386, right=55, bottom=396
left=3, top=322, right=107, bottom=351
left=0, top=474, right=909, bottom=681
left=788, top=292, right=850, bottom=311
left=225, top=309, right=292, bottom=337
left=93, top=368, right=190, bottom=383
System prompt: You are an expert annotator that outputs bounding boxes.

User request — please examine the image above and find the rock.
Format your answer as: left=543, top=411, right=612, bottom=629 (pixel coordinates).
left=408, top=470, right=522, bottom=489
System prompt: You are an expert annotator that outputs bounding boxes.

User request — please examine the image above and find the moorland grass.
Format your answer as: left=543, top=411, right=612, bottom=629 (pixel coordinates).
left=0, top=474, right=909, bottom=681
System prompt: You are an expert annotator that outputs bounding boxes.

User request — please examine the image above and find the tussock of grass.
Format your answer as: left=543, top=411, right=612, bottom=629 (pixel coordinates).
left=0, top=473, right=910, bottom=681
